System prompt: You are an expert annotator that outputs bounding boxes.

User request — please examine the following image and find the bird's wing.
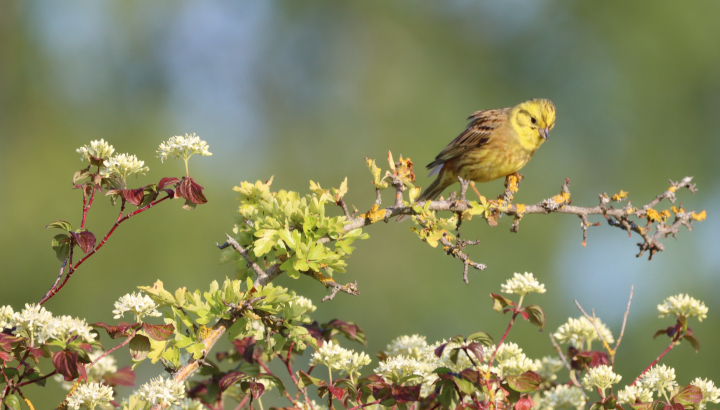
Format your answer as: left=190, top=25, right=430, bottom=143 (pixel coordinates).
left=426, top=108, right=509, bottom=170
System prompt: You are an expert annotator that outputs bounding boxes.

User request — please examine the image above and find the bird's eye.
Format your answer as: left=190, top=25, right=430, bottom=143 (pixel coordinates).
left=531, top=117, right=537, bottom=124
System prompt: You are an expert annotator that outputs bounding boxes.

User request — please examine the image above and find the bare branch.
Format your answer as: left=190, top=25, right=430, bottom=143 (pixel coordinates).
left=614, top=285, right=635, bottom=363
left=439, top=233, right=485, bottom=284
left=549, top=333, right=588, bottom=399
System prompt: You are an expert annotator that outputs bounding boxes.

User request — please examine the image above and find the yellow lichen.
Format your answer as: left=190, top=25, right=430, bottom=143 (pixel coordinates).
left=611, top=190, right=629, bottom=201
left=692, top=210, right=707, bottom=221
left=645, top=209, right=661, bottom=222
left=360, top=203, right=386, bottom=223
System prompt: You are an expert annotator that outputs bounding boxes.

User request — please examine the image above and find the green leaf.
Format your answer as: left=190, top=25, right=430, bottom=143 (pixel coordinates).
left=46, top=220, right=73, bottom=232
left=506, top=371, right=542, bottom=393
left=523, top=305, right=546, bottom=329
left=297, top=370, right=325, bottom=389
left=257, top=373, right=286, bottom=397
left=490, top=293, right=515, bottom=312
left=467, top=331, right=494, bottom=346
left=673, top=384, right=703, bottom=405
left=683, top=334, right=700, bottom=352
left=129, top=334, right=151, bottom=361
left=5, top=393, right=21, bottom=410
left=137, top=280, right=176, bottom=308
left=51, top=234, right=72, bottom=261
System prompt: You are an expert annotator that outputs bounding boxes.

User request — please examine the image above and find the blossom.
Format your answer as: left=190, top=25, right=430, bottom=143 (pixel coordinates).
left=103, top=153, right=149, bottom=181
left=581, top=365, right=622, bottom=392
left=340, top=351, right=371, bottom=379
left=156, top=134, right=212, bottom=163
left=0, top=305, right=15, bottom=329
left=374, top=355, right=430, bottom=383
left=657, top=294, right=708, bottom=322
left=169, top=398, right=205, bottom=410
left=12, top=303, right=54, bottom=345
left=112, top=292, right=162, bottom=322
left=553, top=316, right=614, bottom=349
left=386, top=334, right=428, bottom=358
left=691, top=378, right=720, bottom=409
left=491, top=342, right=539, bottom=377
left=637, top=364, right=677, bottom=396
left=617, top=385, right=653, bottom=404
left=52, top=315, right=96, bottom=343
left=309, top=341, right=350, bottom=371
left=290, top=296, right=316, bottom=315
left=77, top=139, right=115, bottom=161
left=536, top=385, right=586, bottom=410
left=136, top=376, right=186, bottom=406
left=535, top=356, right=565, bottom=382
left=501, top=272, right=546, bottom=296
left=66, top=382, right=114, bottom=410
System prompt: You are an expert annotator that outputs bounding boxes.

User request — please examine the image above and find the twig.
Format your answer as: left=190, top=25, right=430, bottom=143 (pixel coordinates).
left=630, top=340, right=676, bottom=386
left=438, top=233, right=485, bottom=284
left=574, top=300, right=613, bottom=355
left=613, top=285, right=634, bottom=366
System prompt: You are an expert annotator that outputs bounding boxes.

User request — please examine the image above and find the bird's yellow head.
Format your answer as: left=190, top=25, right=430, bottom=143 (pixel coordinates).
left=509, top=98, right=556, bottom=151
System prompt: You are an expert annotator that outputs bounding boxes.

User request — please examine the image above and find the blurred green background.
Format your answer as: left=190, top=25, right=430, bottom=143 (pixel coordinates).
left=2, top=1, right=719, bottom=408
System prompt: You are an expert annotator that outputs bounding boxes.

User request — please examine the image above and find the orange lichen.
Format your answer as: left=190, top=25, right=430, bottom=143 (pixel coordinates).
left=360, top=203, right=387, bottom=223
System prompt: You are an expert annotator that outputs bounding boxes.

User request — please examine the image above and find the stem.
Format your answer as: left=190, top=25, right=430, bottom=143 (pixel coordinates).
left=484, top=296, right=523, bottom=410
left=15, top=371, right=57, bottom=388
left=88, top=331, right=136, bottom=369
left=346, top=400, right=382, bottom=410
left=280, top=342, right=312, bottom=407
left=234, top=395, right=250, bottom=410
left=81, top=184, right=97, bottom=230
left=184, top=158, right=190, bottom=178
left=328, top=367, right=334, bottom=410
left=630, top=340, right=676, bottom=386
left=16, top=388, right=35, bottom=410
left=40, top=194, right=171, bottom=304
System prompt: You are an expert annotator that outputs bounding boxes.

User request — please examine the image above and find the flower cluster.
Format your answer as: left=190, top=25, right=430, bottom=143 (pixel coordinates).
left=103, top=153, right=149, bottom=181
left=156, top=134, right=212, bottom=163
left=617, top=385, right=653, bottom=404
left=309, top=341, right=371, bottom=379
left=553, top=316, right=614, bottom=349
left=0, top=305, right=15, bottom=329
left=136, top=376, right=186, bottom=406
left=51, top=315, right=96, bottom=344
left=112, top=292, right=162, bottom=322
left=491, top=342, right=540, bottom=377
left=374, top=355, right=432, bottom=383
left=8, top=303, right=94, bottom=346
left=535, top=356, right=565, bottom=382
left=77, top=139, right=115, bottom=161
left=691, top=377, right=720, bottom=409
left=501, top=272, right=546, bottom=296
left=169, top=398, right=205, bottom=410
left=66, top=382, right=114, bottom=410
left=581, top=364, right=622, bottom=392
left=386, top=334, right=428, bottom=358
left=637, top=364, right=677, bottom=397
left=290, top=295, right=317, bottom=315
left=536, top=384, right=586, bottom=410
left=657, top=294, right=708, bottom=322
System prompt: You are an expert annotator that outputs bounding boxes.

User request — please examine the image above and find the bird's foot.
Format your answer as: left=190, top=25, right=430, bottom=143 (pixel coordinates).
left=500, top=173, right=523, bottom=203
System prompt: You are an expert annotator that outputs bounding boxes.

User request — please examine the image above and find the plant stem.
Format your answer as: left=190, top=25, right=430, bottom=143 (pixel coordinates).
left=631, top=340, right=676, bottom=386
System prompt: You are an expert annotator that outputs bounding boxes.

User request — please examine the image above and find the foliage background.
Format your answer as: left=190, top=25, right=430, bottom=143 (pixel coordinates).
left=1, top=1, right=719, bottom=408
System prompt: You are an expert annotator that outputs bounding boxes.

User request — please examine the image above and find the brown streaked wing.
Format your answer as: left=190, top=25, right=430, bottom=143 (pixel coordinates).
left=426, top=108, right=509, bottom=170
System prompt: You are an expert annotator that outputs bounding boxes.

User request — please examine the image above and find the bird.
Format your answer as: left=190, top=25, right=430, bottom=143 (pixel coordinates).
left=397, top=99, right=555, bottom=221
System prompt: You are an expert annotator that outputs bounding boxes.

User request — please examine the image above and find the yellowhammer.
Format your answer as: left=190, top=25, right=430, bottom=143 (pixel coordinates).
left=398, top=99, right=555, bottom=221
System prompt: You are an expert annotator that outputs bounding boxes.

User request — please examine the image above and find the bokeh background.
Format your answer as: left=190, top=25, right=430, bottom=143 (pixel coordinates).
left=1, top=1, right=720, bottom=408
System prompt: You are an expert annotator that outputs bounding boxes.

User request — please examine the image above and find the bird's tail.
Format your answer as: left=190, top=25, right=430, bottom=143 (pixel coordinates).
left=396, top=173, right=451, bottom=222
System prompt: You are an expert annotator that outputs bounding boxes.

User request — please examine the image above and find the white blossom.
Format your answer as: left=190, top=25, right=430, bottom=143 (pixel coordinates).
left=66, top=382, right=114, bottom=410
left=386, top=334, right=428, bottom=359
left=581, top=365, right=622, bottom=392
left=691, top=378, right=720, bottom=409
left=340, top=351, right=372, bottom=379
left=637, top=364, right=677, bottom=396
left=309, top=341, right=350, bottom=371
left=617, top=385, right=654, bottom=404
left=12, top=303, right=54, bottom=345
left=52, top=315, right=96, bottom=343
left=374, top=355, right=430, bottom=382
left=491, top=342, right=540, bottom=377
left=0, top=305, right=15, bottom=329
left=77, top=139, right=115, bottom=161
left=137, top=376, right=185, bottom=406
left=168, top=398, right=204, bottom=410
left=290, top=296, right=317, bottom=315
left=112, top=292, right=162, bottom=322
left=501, top=272, right=546, bottom=296
left=658, top=294, right=708, bottom=322
left=156, top=134, right=212, bottom=163
left=536, top=385, right=586, bottom=410
left=103, top=153, right=149, bottom=181
left=535, top=356, right=565, bottom=382
left=553, top=316, right=614, bottom=349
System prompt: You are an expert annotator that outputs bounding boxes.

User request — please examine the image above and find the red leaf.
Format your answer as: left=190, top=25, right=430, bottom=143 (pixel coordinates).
left=73, top=231, right=96, bottom=254
left=0, top=351, right=13, bottom=362
left=158, top=177, right=180, bottom=190
left=232, top=337, right=256, bottom=364
left=466, top=342, right=485, bottom=362
left=391, top=385, right=421, bottom=403
left=90, top=322, right=137, bottom=339
left=52, top=351, right=80, bottom=381
left=327, top=385, right=346, bottom=400
left=121, top=188, right=145, bottom=206
left=250, top=381, right=266, bottom=399
left=324, top=319, right=367, bottom=345
left=103, top=366, right=136, bottom=387
left=142, top=323, right=175, bottom=341
left=28, top=346, right=45, bottom=360
left=673, top=384, right=703, bottom=405
left=434, top=343, right=449, bottom=358
left=176, top=177, right=207, bottom=204
left=515, top=396, right=536, bottom=410
left=220, top=371, right=251, bottom=392
left=0, top=334, right=23, bottom=352
left=506, top=371, right=542, bottom=393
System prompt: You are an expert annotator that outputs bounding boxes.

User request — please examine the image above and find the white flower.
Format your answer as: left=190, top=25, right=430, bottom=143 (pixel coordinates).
left=491, top=343, right=539, bottom=377
left=658, top=294, right=708, bottom=322
left=535, top=356, right=565, bottom=382
left=553, top=316, right=614, bottom=349
left=137, top=376, right=185, bottom=406
left=103, top=153, right=149, bottom=181
left=637, top=364, right=677, bottom=396
left=340, top=351, right=372, bottom=379
left=581, top=365, right=622, bottom=392
left=112, top=292, right=162, bottom=322
left=290, top=296, right=317, bottom=315
left=0, top=305, right=15, bottom=329
left=536, top=385, right=586, bottom=410
left=77, top=139, right=115, bottom=161
left=691, top=378, right=720, bottom=409
left=12, top=303, right=54, bottom=345
left=157, top=134, right=212, bottom=163
left=52, top=315, right=96, bottom=343
left=66, top=382, right=114, bottom=410
left=617, top=385, right=654, bottom=404
left=168, top=398, right=204, bottom=410
left=501, top=272, right=546, bottom=296
left=374, top=355, right=430, bottom=383
left=387, top=334, right=428, bottom=359
left=309, top=341, right=350, bottom=371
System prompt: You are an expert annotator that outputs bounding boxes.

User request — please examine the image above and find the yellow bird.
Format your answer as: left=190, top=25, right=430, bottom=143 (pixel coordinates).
left=401, top=99, right=555, bottom=220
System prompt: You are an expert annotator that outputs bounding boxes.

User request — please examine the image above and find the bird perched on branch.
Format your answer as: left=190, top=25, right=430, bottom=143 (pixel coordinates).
left=398, top=99, right=555, bottom=222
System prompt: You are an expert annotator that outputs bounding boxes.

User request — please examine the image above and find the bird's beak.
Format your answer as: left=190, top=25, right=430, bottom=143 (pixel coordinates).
left=540, top=127, right=549, bottom=140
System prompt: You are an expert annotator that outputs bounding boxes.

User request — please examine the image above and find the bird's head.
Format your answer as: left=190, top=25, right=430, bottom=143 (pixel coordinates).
left=510, top=98, right=556, bottom=151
